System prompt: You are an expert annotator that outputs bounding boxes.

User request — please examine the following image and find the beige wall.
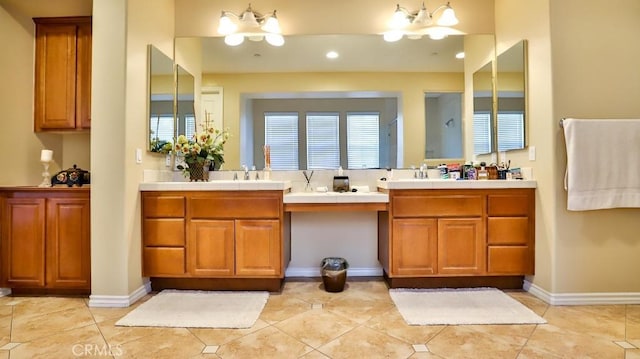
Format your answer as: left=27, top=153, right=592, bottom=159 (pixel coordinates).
left=90, top=0, right=175, bottom=297
left=549, top=0, right=640, bottom=293
left=495, top=0, right=555, bottom=292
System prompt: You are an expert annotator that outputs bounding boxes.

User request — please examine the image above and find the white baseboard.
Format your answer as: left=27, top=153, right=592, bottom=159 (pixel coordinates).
left=88, top=281, right=151, bottom=308
left=285, top=266, right=383, bottom=278
left=524, top=280, right=640, bottom=305
left=0, top=288, right=11, bottom=297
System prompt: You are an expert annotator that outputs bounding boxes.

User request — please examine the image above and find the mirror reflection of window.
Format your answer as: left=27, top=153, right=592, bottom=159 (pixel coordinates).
left=148, top=45, right=174, bottom=153
left=347, top=113, right=380, bottom=169
left=265, top=113, right=300, bottom=170
left=496, top=40, right=527, bottom=151
left=473, top=61, right=494, bottom=155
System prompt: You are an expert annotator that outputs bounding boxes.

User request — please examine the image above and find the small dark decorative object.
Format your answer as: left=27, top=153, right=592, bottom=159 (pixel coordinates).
left=52, top=164, right=91, bottom=187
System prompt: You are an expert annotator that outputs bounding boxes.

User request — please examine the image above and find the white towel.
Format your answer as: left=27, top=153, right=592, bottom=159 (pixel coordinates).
left=563, top=118, right=640, bottom=211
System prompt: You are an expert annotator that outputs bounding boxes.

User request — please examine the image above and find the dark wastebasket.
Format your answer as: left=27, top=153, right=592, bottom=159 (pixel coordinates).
left=321, top=257, right=348, bottom=292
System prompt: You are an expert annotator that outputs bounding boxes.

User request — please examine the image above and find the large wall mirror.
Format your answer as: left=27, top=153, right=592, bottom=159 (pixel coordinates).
left=176, top=65, right=196, bottom=139
left=496, top=40, right=527, bottom=152
left=175, top=34, right=493, bottom=169
left=148, top=45, right=175, bottom=153
left=473, top=61, right=494, bottom=155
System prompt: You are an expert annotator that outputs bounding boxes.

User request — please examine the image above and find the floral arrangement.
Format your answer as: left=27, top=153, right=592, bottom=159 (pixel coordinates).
left=175, top=120, right=230, bottom=174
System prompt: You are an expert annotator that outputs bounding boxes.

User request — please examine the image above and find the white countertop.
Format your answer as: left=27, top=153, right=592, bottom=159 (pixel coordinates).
left=377, top=178, right=537, bottom=190
left=284, top=191, right=389, bottom=204
left=139, top=180, right=292, bottom=191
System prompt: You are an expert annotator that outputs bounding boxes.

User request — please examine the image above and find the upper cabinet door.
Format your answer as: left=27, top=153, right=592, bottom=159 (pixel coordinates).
left=34, top=17, right=92, bottom=132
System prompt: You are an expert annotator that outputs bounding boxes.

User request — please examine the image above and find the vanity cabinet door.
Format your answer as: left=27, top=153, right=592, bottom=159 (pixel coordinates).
left=34, top=17, right=92, bottom=131
left=46, top=198, right=91, bottom=288
left=438, top=218, right=485, bottom=275
left=391, top=218, right=438, bottom=276
left=1, top=198, right=46, bottom=287
left=188, top=220, right=234, bottom=277
left=235, top=220, right=281, bottom=277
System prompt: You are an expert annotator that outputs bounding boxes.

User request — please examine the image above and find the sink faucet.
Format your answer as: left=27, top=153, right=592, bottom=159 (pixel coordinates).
left=242, top=165, right=249, bottom=180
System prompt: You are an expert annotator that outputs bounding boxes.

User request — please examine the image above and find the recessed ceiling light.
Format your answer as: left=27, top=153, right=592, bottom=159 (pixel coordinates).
left=326, top=51, right=339, bottom=59
left=455, top=52, right=465, bottom=59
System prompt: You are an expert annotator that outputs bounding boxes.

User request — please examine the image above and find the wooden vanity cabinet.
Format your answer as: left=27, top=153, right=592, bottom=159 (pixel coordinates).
left=34, top=17, right=92, bottom=131
left=0, top=188, right=91, bottom=293
left=142, top=191, right=284, bottom=282
left=142, top=194, right=186, bottom=277
left=389, top=191, right=485, bottom=277
left=381, top=188, right=535, bottom=281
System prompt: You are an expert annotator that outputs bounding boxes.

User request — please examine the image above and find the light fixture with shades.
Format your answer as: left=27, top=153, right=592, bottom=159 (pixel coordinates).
left=217, top=4, right=284, bottom=47
left=383, top=2, right=461, bottom=42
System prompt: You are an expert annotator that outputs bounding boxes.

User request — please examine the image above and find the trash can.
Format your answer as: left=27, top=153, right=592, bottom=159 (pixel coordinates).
left=321, top=257, right=348, bottom=292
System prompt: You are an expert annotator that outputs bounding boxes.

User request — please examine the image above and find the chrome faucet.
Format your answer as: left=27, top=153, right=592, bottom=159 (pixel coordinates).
left=242, top=165, right=249, bottom=180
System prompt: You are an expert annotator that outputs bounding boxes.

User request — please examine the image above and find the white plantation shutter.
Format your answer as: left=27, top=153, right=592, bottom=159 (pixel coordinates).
left=306, top=113, right=340, bottom=169
left=473, top=112, right=492, bottom=155
left=347, top=113, right=379, bottom=169
left=185, top=115, right=196, bottom=140
left=265, top=112, right=299, bottom=170
left=497, top=112, right=525, bottom=151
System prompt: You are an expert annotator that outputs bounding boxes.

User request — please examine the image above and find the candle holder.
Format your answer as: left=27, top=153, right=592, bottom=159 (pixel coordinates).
left=38, top=161, right=52, bottom=187
left=38, top=149, right=53, bottom=188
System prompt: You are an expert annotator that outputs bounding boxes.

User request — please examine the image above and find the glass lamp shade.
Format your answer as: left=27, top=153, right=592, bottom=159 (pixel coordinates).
left=437, top=7, right=459, bottom=26
left=383, top=30, right=403, bottom=42
left=265, top=33, right=285, bottom=46
left=224, top=33, right=245, bottom=46
left=389, top=7, right=410, bottom=28
left=261, top=16, right=281, bottom=33
left=217, top=14, right=236, bottom=35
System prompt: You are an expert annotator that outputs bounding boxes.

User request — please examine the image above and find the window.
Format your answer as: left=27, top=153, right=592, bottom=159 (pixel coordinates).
left=347, top=113, right=379, bottom=169
left=473, top=112, right=492, bottom=155
left=265, top=112, right=299, bottom=170
left=185, top=115, right=196, bottom=140
left=497, top=112, right=525, bottom=152
left=306, top=113, right=340, bottom=169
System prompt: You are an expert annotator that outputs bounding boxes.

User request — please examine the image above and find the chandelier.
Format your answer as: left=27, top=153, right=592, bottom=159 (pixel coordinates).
left=217, top=4, right=284, bottom=47
left=383, top=2, right=460, bottom=42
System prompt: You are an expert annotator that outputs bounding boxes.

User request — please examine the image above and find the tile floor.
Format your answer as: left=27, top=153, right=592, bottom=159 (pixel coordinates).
left=0, top=278, right=639, bottom=358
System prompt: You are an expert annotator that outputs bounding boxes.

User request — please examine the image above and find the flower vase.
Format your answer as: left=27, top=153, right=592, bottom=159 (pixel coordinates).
left=188, top=160, right=210, bottom=182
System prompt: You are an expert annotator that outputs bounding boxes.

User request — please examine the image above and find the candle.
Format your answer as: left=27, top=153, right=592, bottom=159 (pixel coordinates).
left=40, top=149, right=53, bottom=162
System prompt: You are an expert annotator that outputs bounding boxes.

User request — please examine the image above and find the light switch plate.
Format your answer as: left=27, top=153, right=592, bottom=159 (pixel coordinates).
left=135, top=148, right=142, bottom=163
left=528, top=146, right=536, bottom=161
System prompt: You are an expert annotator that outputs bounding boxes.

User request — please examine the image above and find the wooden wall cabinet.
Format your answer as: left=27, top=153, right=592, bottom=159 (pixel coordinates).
left=381, top=188, right=534, bottom=281
left=142, top=191, right=284, bottom=281
left=0, top=189, right=91, bottom=292
left=34, top=17, right=92, bottom=132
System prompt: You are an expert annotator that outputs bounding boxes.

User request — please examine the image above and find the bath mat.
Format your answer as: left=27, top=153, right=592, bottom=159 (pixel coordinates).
left=389, top=287, right=546, bottom=325
left=115, top=289, right=268, bottom=328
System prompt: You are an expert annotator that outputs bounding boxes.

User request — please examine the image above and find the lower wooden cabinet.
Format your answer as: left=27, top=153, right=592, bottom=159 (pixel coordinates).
left=382, top=188, right=534, bottom=279
left=0, top=188, right=90, bottom=292
left=142, top=191, right=284, bottom=280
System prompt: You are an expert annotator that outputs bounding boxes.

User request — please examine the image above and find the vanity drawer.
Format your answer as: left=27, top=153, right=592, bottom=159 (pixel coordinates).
left=143, top=195, right=185, bottom=218
left=487, top=246, right=532, bottom=274
left=143, top=247, right=185, bottom=276
left=190, top=194, right=281, bottom=219
left=143, top=218, right=185, bottom=246
left=392, top=194, right=484, bottom=218
left=487, top=217, right=529, bottom=245
left=487, top=193, right=531, bottom=216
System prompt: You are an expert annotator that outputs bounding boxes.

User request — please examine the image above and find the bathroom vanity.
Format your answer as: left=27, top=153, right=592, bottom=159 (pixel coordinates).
left=140, top=181, right=291, bottom=291
left=139, top=177, right=536, bottom=291
left=377, top=179, right=535, bottom=288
